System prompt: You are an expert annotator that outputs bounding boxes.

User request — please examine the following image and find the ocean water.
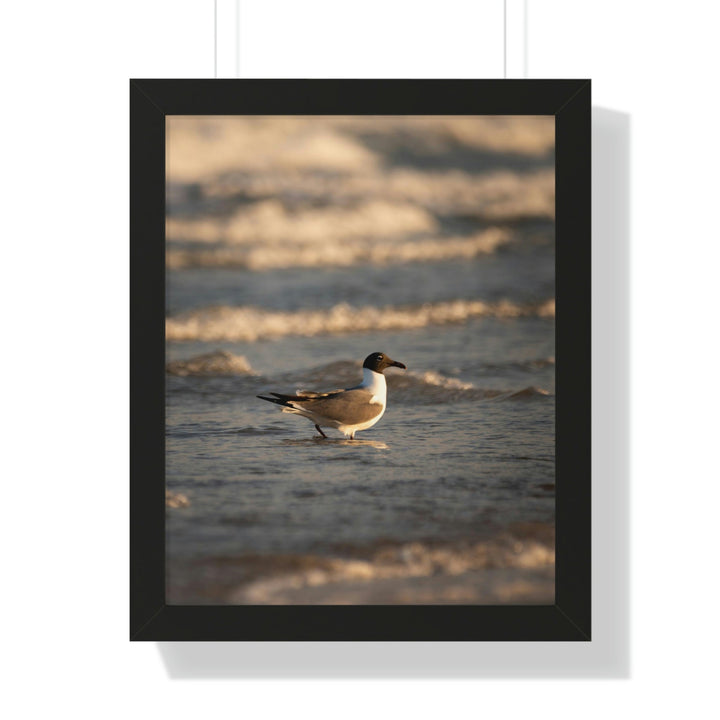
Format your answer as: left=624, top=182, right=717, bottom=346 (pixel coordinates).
left=165, top=116, right=555, bottom=604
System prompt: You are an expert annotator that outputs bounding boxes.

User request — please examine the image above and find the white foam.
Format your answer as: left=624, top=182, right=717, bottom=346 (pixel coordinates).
left=405, top=370, right=475, bottom=391
left=166, top=350, right=254, bottom=376
left=166, top=228, right=510, bottom=270
left=231, top=536, right=555, bottom=604
left=167, top=118, right=380, bottom=181
left=205, top=167, right=555, bottom=220
left=166, top=198, right=436, bottom=246
left=166, top=116, right=554, bottom=183
left=166, top=298, right=556, bottom=342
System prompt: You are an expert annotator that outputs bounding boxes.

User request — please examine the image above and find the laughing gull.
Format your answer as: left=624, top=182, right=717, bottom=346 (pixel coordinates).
left=257, top=352, right=406, bottom=439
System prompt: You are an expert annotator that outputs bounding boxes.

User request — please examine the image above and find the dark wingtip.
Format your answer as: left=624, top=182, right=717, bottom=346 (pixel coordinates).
left=257, top=394, right=292, bottom=407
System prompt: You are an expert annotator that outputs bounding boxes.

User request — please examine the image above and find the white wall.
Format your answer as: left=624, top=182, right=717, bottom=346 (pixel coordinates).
left=2, top=1, right=717, bottom=718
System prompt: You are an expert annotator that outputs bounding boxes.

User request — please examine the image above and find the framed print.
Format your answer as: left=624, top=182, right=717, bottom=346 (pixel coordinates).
left=131, top=80, right=590, bottom=641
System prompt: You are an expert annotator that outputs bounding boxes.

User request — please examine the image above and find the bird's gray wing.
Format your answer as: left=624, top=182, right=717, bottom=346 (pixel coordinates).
left=294, top=387, right=382, bottom=424
left=269, top=389, right=345, bottom=401
left=295, top=389, right=344, bottom=399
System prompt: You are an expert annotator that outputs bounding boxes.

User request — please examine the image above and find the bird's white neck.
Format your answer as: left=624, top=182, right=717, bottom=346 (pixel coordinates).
left=360, top=368, right=387, bottom=403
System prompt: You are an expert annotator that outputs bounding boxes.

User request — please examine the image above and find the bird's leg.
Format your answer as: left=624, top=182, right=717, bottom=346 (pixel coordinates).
left=314, top=424, right=327, bottom=438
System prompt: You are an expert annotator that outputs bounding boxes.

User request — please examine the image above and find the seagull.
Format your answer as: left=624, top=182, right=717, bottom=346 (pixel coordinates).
left=257, top=352, right=407, bottom=439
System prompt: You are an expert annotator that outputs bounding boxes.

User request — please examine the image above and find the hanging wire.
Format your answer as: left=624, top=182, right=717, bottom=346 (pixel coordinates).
left=503, top=0, right=507, bottom=78
left=505, top=1, right=529, bottom=79
left=524, top=0, right=528, bottom=78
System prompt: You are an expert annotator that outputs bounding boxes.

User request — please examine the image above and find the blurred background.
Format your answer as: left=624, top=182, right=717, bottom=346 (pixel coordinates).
left=165, top=115, right=556, bottom=604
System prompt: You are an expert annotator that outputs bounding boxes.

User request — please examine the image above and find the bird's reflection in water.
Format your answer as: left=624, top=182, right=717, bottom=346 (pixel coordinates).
left=281, top=437, right=389, bottom=450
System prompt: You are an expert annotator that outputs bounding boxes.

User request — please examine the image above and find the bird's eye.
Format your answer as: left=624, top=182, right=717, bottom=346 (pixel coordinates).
left=378, top=355, right=383, bottom=360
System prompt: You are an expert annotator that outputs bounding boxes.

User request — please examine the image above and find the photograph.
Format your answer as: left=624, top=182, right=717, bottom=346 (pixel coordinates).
left=163, top=113, right=557, bottom=606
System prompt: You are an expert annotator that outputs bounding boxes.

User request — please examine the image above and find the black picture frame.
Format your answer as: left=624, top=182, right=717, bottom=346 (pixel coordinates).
left=131, top=79, right=590, bottom=641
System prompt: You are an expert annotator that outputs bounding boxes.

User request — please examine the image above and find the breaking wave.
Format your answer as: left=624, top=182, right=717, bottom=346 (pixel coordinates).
left=498, top=386, right=551, bottom=401
left=166, top=228, right=511, bottom=270
left=167, top=119, right=381, bottom=181
left=166, top=350, right=254, bottom=376
left=402, top=370, right=474, bottom=391
left=166, top=298, right=555, bottom=342
left=166, top=115, right=554, bottom=183
left=387, top=371, right=549, bottom=404
left=165, top=354, right=552, bottom=405
left=169, top=357, right=552, bottom=404
left=229, top=530, right=555, bottom=604
left=166, top=199, right=436, bottom=245
left=191, top=167, right=555, bottom=223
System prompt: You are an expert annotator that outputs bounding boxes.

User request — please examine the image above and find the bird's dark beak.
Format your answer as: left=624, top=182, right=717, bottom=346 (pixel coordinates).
left=391, top=360, right=406, bottom=369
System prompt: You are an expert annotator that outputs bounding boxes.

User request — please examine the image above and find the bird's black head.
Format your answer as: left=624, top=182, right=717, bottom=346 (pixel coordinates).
left=363, top=352, right=407, bottom=374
